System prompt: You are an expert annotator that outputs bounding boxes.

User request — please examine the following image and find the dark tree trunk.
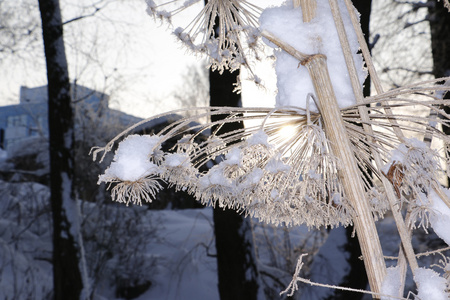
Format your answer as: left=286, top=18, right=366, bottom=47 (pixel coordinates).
left=326, top=1, right=371, bottom=299
left=428, top=0, right=450, bottom=143
left=38, top=1, right=83, bottom=299
left=428, top=0, right=450, bottom=80
left=210, top=67, right=260, bottom=300
left=354, top=0, right=372, bottom=98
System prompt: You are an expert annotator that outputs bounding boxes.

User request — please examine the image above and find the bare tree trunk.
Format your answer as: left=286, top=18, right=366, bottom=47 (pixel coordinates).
left=428, top=0, right=450, bottom=136
left=209, top=67, right=260, bottom=300
left=428, top=0, right=450, bottom=81
left=38, top=1, right=84, bottom=299
left=428, top=0, right=450, bottom=187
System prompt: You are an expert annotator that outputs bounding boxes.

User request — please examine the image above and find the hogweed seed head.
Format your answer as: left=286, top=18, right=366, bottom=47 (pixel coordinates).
left=93, top=78, right=450, bottom=229
left=109, top=176, right=164, bottom=206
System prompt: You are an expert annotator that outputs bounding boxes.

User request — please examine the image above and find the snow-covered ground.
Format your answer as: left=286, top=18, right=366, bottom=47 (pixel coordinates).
left=138, top=209, right=218, bottom=300
left=0, top=178, right=219, bottom=300
left=1, top=176, right=449, bottom=299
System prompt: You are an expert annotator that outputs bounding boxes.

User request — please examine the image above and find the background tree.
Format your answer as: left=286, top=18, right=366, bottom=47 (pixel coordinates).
left=0, top=0, right=40, bottom=58
left=209, top=62, right=261, bottom=300
left=428, top=0, right=450, bottom=138
left=38, top=0, right=84, bottom=299
left=173, top=64, right=209, bottom=122
left=206, top=2, right=260, bottom=296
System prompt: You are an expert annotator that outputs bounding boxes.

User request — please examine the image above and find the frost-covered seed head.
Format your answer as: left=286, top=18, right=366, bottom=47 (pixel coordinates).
left=145, top=0, right=263, bottom=73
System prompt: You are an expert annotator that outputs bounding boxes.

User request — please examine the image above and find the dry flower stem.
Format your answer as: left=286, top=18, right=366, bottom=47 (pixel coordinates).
left=342, top=0, right=405, bottom=144
left=328, top=0, right=419, bottom=281
left=294, top=0, right=317, bottom=22
left=432, top=181, right=450, bottom=210
left=396, top=247, right=408, bottom=298
left=304, top=54, right=386, bottom=297
left=261, top=30, right=311, bottom=63
left=294, top=1, right=386, bottom=295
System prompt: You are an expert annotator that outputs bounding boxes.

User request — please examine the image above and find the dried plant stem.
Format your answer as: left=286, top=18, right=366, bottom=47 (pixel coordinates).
left=415, top=246, right=450, bottom=258
left=298, top=1, right=386, bottom=295
left=385, top=246, right=450, bottom=260
left=342, top=0, right=382, bottom=94
left=328, top=0, right=419, bottom=282
left=267, top=2, right=387, bottom=294
left=293, top=0, right=301, bottom=8
left=261, top=30, right=311, bottom=63
left=342, top=0, right=406, bottom=144
left=293, top=0, right=317, bottom=22
left=288, top=276, right=408, bottom=300
left=396, top=247, right=408, bottom=298
left=304, top=53, right=386, bottom=297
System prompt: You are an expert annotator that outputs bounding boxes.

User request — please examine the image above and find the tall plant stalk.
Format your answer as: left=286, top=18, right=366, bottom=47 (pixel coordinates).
left=265, top=1, right=386, bottom=294
left=329, top=0, right=420, bottom=294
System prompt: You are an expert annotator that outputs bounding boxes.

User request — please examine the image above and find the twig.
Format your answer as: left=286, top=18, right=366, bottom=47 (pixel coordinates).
left=286, top=276, right=410, bottom=300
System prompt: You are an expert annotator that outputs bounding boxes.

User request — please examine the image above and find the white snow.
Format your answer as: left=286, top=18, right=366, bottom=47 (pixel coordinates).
left=199, top=167, right=230, bottom=188
left=381, top=143, right=408, bottom=174
left=100, top=134, right=161, bottom=182
left=224, top=147, right=242, bottom=166
left=165, top=152, right=190, bottom=167
left=381, top=266, right=402, bottom=300
left=139, top=208, right=219, bottom=300
left=414, top=268, right=449, bottom=300
left=241, top=168, right=264, bottom=187
left=266, top=155, right=291, bottom=173
left=247, top=130, right=270, bottom=146
left=259, top=0, right=366, bottom=111
left=3, top=175, right=449, bottom=300
left=0, top=178, right=218, bottom=300
left=428, top=189, right=450, bottom=246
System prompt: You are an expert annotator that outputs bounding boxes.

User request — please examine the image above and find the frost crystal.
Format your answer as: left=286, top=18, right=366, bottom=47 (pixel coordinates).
left=145, top=0, right=263, bottom=73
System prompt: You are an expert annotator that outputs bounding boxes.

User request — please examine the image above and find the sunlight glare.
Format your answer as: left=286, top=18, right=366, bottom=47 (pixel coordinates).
left=279, top=124, right=297, bottom=140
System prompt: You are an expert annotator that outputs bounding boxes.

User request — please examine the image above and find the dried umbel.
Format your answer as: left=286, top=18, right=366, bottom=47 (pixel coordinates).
left=92, top=78, right=450, bottom=229
left=91, top=0, right=450, bottom=297
left=146, top=0, right=263, bottom=74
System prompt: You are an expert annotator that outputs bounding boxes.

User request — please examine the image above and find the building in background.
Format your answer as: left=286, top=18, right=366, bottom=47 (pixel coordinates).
left=0, top=85, right=141, bottom=152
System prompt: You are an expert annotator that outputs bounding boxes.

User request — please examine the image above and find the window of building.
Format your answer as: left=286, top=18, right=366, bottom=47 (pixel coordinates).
left=7, top=115, right=28, bottom=128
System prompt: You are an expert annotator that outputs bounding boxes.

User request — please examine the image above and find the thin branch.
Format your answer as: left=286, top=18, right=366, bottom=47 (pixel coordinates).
left=288, top=276, right=411, bottom=300
left=403, top=17, right=429, bottom=29
left=63, top=7, right=101, bottom=25
left=382, top=66, right=432, bottom=76
left=62, top=0, right=111, bottom=26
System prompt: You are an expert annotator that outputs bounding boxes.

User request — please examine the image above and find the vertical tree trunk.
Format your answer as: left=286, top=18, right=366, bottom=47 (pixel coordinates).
left=428, top=0, right=450, bottom=148
left=428, top=0, right=450, bottom=81
left=38, top=1, right=84, bottom=299
left=210, top=67, right=260, bottom=300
